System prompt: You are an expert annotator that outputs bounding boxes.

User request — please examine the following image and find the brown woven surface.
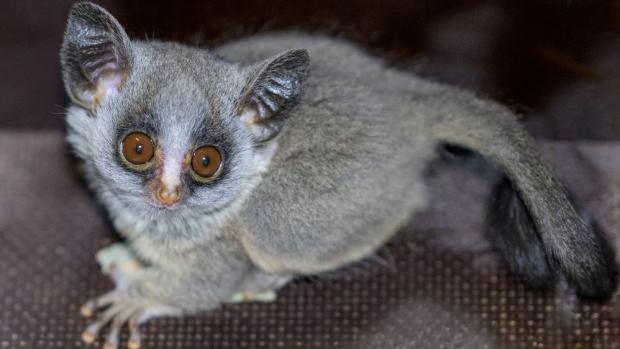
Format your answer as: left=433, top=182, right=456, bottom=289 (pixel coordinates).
left=0, top=131, right=619, bottom=349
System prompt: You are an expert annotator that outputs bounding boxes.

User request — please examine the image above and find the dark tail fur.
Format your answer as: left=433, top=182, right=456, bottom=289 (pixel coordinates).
left=486, top=176, right=617, bottom=300
left=429, top=92, right=618, bottom=300
left=486, top=176, right=554, bottom=290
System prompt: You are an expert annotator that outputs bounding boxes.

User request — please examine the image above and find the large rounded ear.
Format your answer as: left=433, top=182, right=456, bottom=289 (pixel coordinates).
left=237, top=49, right=310, bottom=143
left=60, top=2, right=132, bottom=110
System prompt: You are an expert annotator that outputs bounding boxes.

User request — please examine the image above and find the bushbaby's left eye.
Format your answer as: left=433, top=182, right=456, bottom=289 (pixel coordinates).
left=190, top=146, right=223, bottom=183
left=120, top=132, right=155, bottom=170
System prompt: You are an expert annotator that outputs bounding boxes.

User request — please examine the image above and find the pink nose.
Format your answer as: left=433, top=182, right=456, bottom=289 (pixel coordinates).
left=155, top=185, right=181, bottom=206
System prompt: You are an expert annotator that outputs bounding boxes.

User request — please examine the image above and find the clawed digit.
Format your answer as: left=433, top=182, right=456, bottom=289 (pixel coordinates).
left=79, top=292, right=146, bottom=349
left=80, top=290, right=118, bottom=318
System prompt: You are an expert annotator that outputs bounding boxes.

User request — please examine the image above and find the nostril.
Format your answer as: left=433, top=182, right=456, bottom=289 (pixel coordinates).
left=156, top=185, right=181, bottom=206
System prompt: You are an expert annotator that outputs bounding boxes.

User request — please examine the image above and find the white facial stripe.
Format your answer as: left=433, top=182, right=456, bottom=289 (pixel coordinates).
left=161, top=148, right=184, bottom=190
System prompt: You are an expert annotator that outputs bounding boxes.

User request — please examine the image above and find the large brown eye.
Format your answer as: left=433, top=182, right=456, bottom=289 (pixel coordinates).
left=121, top=132, right=155, bottom=166
left=191, top=146, right=222, bottom=182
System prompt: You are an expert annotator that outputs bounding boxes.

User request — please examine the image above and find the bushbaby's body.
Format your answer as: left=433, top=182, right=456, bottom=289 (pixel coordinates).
left=61, top=3, right=617, bottom=349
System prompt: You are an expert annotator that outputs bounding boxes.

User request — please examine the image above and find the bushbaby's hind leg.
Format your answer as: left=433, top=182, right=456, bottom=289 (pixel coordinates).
left=227, top=270, right=291, bottom=304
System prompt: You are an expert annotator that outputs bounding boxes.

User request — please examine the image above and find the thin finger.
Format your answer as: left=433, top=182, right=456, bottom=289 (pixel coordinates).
left=81, top=304, right=125, bottom=344
left=80, top=290, right=117, bottom=317
left=127, top=311, right=144, bottom=349
left=104, top=308, right=136, bottom=349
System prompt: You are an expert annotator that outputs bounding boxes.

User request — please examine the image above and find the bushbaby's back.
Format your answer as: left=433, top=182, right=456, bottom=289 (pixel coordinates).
left=219, top=34, right=442, bottom=273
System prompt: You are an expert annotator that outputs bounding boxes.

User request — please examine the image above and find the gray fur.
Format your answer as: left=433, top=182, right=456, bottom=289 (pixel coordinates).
left=61, top=2, right=617, bottom=344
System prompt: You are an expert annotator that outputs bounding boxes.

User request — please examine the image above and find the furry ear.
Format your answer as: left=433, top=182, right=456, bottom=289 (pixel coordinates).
left=237, top=49, right=310, bottom=143
left=60, top=2, right=132, bottom=109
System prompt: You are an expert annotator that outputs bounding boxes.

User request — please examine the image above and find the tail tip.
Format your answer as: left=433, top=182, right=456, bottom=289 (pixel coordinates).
left=487, top=176, right=619, bottom=301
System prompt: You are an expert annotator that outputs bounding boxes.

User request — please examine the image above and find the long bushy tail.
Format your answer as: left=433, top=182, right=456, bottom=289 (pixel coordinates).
left=429, top=92, right=618, bottom=300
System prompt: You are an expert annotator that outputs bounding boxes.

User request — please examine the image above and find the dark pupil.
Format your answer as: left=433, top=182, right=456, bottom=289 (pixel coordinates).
left=134, top=143, right=144, bottom=154
left=201, top=155, right=210, bottom=167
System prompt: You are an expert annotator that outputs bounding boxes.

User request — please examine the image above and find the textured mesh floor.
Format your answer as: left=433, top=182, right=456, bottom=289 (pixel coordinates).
left=0, top=131, right=619, bottom=349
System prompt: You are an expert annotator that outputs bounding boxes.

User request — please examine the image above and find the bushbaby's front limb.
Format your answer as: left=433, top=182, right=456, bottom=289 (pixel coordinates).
left=81, top=268, right=186, bottom=349
left=81, top=243, right=252, bottom=349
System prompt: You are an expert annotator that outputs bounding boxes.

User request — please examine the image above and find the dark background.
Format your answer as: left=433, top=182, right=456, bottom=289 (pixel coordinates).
left=1, top=0, right=618, bottom=139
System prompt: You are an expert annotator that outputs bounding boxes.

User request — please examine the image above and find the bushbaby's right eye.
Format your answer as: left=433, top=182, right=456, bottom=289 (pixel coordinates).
left=121, top=132, right=155, bottom=169
left=190, top=145, right=223, bottom=183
